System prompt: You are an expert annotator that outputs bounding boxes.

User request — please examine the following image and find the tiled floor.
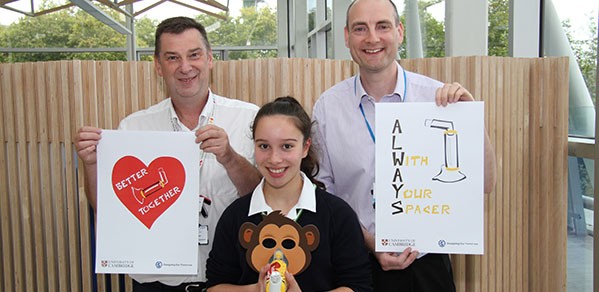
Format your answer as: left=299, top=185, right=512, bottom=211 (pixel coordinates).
left=567, top=232, right=593, bottom=291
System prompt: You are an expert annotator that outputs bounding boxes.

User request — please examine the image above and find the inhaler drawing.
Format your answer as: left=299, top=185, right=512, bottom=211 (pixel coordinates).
left=131, top=168, right=169, bottom=204
left=425, top=119, right=466, bottom=183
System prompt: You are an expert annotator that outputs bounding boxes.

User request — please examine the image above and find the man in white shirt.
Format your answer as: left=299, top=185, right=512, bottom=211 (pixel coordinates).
left=75, top=17, right=261, bottom=291
left=312, top=1, right=497, bottom=291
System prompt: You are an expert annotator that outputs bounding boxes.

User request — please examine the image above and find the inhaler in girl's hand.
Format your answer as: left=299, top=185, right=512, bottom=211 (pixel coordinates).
left=265, top=249, right=288, bottom=292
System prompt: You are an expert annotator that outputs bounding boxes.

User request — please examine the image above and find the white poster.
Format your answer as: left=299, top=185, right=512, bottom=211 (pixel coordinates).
left=375, top=102, right=484, bottom=254
left=95, top=130, right=200, bottom=274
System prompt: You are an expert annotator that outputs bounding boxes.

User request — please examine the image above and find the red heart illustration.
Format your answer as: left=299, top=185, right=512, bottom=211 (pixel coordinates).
left=111, top=156, right=186, bottom=229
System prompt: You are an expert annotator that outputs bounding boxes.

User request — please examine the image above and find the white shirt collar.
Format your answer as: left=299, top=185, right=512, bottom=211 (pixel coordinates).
left=355, top=61, right=405, bottom=104
left=169, top=90, right=216, bottom=131
left=248, top=172, right=317, bottom=220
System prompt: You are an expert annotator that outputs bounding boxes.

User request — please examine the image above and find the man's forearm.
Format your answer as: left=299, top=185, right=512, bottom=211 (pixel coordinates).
left=222, top=152, right=261, bottom=196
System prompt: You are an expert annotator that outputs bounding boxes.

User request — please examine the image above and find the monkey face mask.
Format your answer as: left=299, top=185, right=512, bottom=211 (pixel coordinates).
left=239, top=211, right=320, bottom=275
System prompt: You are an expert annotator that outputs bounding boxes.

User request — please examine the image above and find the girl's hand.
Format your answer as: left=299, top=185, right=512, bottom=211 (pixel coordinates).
left=285, top=271, right=301, bottom=292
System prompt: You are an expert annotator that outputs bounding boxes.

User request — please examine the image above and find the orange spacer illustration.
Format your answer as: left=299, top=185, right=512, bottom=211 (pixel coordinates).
left=131, top=168, right=169, bottom=204
left=425, top=119, right=467, bottom=183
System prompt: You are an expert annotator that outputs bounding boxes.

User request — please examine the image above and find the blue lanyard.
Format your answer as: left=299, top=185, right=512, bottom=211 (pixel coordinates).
left=356, top=68, right=407, bottom=143
left=359, top=103, right=376, bottom=143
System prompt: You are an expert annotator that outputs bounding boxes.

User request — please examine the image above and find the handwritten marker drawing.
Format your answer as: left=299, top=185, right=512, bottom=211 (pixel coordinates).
left=425, top=119, right=466, bottom=183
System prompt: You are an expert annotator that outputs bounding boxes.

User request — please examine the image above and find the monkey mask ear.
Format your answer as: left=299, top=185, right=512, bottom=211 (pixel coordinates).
left=239, top=222, right=258, bottom=249
left=301, top=224, right=319, bottom=251
left=239, top=221, right=264, bottom=272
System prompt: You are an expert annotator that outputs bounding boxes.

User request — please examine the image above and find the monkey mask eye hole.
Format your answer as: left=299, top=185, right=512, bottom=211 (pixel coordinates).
left=262, top=238, right=276, bottom=248
left=281, top=239, right=296, bottom=249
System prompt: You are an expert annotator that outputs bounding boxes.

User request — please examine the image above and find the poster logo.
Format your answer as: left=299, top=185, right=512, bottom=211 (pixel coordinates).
left=381, top=238, right=416, bottom=247
left=100, top=260, right=134, bottom=268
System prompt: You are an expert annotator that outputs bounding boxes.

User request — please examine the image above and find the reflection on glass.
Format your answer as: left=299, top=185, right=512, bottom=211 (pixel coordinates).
left=547, top=0, right=597, bottom=138
left=308, top=0, right=316, bottom=32
left=559, top=0, right=597, bottom=288
left=567, top=156, right=594, bottom=292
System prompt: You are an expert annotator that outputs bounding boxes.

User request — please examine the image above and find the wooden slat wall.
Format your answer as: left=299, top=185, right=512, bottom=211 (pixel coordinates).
left=0, top=57, right=568, bottom=292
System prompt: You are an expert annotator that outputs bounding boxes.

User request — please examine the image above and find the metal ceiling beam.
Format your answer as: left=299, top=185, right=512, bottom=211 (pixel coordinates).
left=116, top=0, right=227, bottom=12
left=166, top=0, right=226, bottom=20
left=133, top=0, right=165, bottom=16
left=97, top=0, right=132, bottom=17
left=194, top=0, right=227, bottom=11
left=34, top=3, right=76, bottom=16
left=1, top=0, right=230, bottom=28
left=69, top=0, right=132, bottom=34
left=1, top=1, right=75, bottom=17
left=116, top=0, right=143, bottom=6
left=0, top=5, right=32, bottom=15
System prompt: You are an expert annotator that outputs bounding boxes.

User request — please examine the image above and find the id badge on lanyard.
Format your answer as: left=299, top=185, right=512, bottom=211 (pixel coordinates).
left=198, top=195, right=210, bottom=245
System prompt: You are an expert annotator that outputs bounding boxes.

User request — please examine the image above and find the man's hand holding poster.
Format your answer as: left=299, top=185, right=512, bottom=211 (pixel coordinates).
left=95, top=130, right=200, bottom=274
left=375, top=102, right=484, bottom=254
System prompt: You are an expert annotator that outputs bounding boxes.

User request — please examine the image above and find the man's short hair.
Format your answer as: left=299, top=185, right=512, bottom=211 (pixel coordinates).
left=346, top=0, right=400, bottom=28
left=154, top=16, right=211, bottom=57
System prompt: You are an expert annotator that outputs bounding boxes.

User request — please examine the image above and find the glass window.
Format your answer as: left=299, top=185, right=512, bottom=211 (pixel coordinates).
left=567, top=156, right=594, bottom=292
left=326, top=28, right=332, bottom=58
left=547, top=0, right=597, bottom=138
left=394, top=0, right=446, bottom=59
left=550, top=0, right=597, bottom=291
left=488, top=0, right=509, bottom=57
left=420, top=0, right=445, bottom=57
left=308, top=0, right=316, bottom=32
